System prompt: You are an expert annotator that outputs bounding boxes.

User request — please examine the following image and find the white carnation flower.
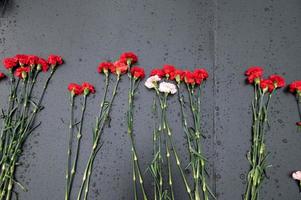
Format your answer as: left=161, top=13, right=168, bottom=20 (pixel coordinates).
left=158, top=82, right=177, bottom=94
left=292, top=171, right=301, bottom=181
left=145, top=75, right=161, bottom=89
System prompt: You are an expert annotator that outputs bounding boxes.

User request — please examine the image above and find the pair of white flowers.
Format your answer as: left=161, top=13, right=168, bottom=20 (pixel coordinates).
left=144, top=75, right=177, bottom=94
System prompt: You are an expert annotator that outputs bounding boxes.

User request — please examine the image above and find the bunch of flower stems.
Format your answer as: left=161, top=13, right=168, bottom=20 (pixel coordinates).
left=0, top=67, right=57, bottom=200
left=176, top=83, right=215, bottom=200
left=65, top=90, right=89, bottom=200
left=244, top=84, right=273, bottom=200
left=127, top=65, right=148, bottom=200
left=149, top=87, right=192, bottom=200
left=74, top=73, right=120, bottom=200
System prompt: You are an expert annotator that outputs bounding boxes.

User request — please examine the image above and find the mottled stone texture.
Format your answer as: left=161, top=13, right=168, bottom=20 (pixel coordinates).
left=0, top=0, right=300, bottom=199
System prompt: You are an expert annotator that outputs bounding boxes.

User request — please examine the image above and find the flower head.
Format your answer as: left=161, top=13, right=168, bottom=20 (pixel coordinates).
left=48, top=55, right=63, bottom=67
left=268, top=75, right=285, bottom=88
left=289, top=81, right=301, bottom=94
left=145, top=75, right=161, bottom=89
left=110, top=60, right=128, bottom=75
left=245, top=66, right=264, bottom=84
left=158, top=82, right=177, bottom=94
left=260, top=79, right=274, bottom=93
left=28, top=55, right=39, bottom=67
left=98, top=62, right=113, bottom=74
left=170, top=69, right=184, bottom=83
left=183, top=70, right=196, bottom=85
left=82, top=82, right=95, bottom=95
left=119, top=52, right=138, bottom=65
left=150, top=68, right=164, bottom=78
left=131, top=66, right=145, bottom=80
left=0, top=72, right=6, bottom=80
left=3, top=57, right=18, bottom=70
left=15, top=54, right=29, bottom=66
left=68, top=83, right=82, bottom=96
left=162, top=64, right=175, bottom=79
left=296, top=122, right=301, bottom=127
left=14, top=67, right=30, bottom=79
left=292, top=171, right=301, bottom=181
left=37, top=58, right=49, bottom=72
left=194, top=68, right=209, bottom=85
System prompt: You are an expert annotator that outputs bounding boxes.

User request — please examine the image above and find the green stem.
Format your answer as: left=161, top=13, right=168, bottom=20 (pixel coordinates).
left=68, top=94, right=87, bottom=199
left=0, top=69, right=56, bottom=200
left=187, top=84, right=209, bottom=200
left=128, top=78, right=148, bottom=200
left=77, top=75, right=120, bottom=200
left=164, top=92, right=193, bottom=200
left=65, top=93, right=75, bottom=200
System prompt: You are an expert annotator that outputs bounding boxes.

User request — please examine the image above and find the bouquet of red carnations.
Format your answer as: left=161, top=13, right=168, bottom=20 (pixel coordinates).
left=64, top=52, right=148, bottom=200
left=0, top=54, right=63, bottom=200
left=244, top=66, right=285, bottom=200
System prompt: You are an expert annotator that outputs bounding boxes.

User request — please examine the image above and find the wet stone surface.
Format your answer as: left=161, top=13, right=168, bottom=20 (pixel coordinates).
left=0, top=0, right=300, bottom=199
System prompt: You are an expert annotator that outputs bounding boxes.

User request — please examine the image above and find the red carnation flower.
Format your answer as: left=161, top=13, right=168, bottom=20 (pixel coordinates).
left=37, top=58, right=49, bottom=72
left=130, top=66, right=145, bottom=79
left=183, top=70, right=196, bottom=85
left=150, top=68, right=164, bottom=78
left=68, top=83, right=82, bottom=95
left=170, top=69, right=184, bottom=82
left=289, top=81, right=301, bottom=93
left=245, top=66, right=264, bottom=83
left=111, top=60, right=128, bottom=75
left=0, top=72, right=6, bottom=80
left=268, top=75, right=285, bottom=88
left=15, top=54, right=29, bottom=66
left=28, top=55, right=39, bottom=66
left=82, top=82, right=95, bottom=95
left=162, top=64, right=176, bottom=78
left=194, top=68, right=209, bottom=85
left=119, top=52, right=138, bottom=65
left=14, top=67, right=30, bottom=79
left=260, top=79, right=274, bottom=93
left=98, top=62, right=113, bottom=74
left=48, top=55, right=63, bottom=67
left=3, top=57, right=18, bottom=69
left=297, top=122, right=301, bottom=126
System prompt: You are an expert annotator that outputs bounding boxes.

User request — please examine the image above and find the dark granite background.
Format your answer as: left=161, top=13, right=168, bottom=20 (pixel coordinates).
left=0, top=0, right=300, bottom=199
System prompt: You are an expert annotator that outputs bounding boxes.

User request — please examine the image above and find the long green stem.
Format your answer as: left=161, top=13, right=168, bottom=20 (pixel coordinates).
left=0, top=68, right=56, bottom=200
left=128, top=77, right=148, bottom=200
left=65, top=93, right=74, bottom=200
left=67, top=94, right=87, bottom=199
left=187, top=84, right=209, bottom=200
left=245, top=84, right=271, bottom=200
left=77, top=75, right=120, bottom=200
left=164, top=91, right=193, bottom=200
left=0, top=72, right=17, bottom=165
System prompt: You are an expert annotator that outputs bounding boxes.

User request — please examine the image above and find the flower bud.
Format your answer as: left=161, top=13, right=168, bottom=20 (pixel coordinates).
left=21, top=71, right=27, bottom=79
left=84, top=88, right=90, bottom=96
left=297, top=90, right=301, bottom=98
left=37, top=64, right=42, bottom=71
left=116, top=69, right=121, bottom=76
left=262, top=87, right=268, bottom=93
left=126, top=59, right=132, bottom=66
left=175, top=75, right=181, bottom=83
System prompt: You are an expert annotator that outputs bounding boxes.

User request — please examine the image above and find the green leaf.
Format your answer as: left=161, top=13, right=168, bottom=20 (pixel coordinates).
left=191, top=148, right=207, bottom=161
left=206, top=184, right=217, bottom=199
